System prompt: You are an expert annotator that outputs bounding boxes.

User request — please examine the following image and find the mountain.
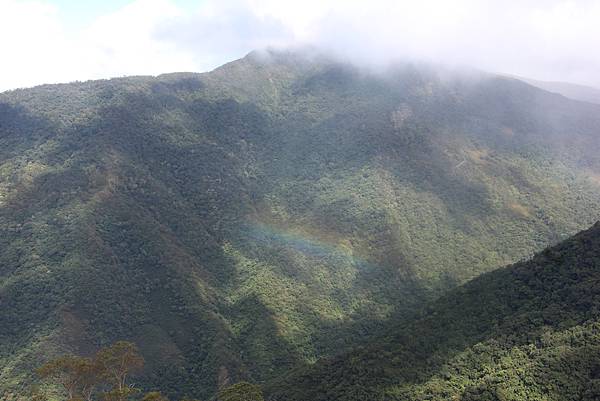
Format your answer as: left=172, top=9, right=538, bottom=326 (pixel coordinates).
left=2, top=50, right=600, bottom=399
left=511, top=76, right=600, bottom=105
left=268, top=221, right=600, bottom=401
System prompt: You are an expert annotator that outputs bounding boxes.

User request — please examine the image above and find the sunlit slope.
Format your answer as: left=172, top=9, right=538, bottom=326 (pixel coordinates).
left=1, top=50, right=600, bottom=398
left=269, top=221, right=600, bottom=401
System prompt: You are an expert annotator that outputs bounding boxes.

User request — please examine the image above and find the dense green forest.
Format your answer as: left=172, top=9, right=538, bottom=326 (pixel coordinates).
left=268, top=221, right=600, bottom=400
left=2, top=50, right=600, bottom=399
left=13, top=222, right=600, bottom=401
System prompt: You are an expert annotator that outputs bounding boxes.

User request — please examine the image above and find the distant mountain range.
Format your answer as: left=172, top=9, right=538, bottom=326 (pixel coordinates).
left=1, top=50, right=600, bottom=400
left=509, top=75, right=600, bottom=105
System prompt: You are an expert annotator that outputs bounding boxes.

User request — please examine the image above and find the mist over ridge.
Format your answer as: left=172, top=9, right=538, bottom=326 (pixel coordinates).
left=2, top=0, right=600, bottom=91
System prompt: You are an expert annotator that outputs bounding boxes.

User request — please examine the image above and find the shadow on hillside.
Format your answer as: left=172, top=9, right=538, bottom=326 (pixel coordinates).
left=0, top=101, right=61, bottom=161
left=1, top=84, right=317, bottom=400
left=266, top=224, right=600, bottom=400
left=6, top=73, right=600, bottom=401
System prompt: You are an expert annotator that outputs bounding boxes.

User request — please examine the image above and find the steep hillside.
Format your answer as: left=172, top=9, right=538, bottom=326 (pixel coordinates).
left=269, top=221, right=600, bottom=401
left=1, top=50, right=600, bottom=399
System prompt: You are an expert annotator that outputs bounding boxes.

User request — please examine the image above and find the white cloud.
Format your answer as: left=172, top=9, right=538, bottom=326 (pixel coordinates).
left=0, top=0, right=199, bottom=91
left=0, top=0, right=73, bottom=90
left=80, top=0, right=194, bottom=77
left=0, top=0, right=599, bottom=92
left=282, top=0, right=600, bottom=86
left=154, top=0, right=293, bottom=71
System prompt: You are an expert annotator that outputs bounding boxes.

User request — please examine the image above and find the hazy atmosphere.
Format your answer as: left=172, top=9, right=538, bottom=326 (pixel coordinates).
left=3, top=2, right=600, bottom=401
left=1, top=0, right=600, bottom=91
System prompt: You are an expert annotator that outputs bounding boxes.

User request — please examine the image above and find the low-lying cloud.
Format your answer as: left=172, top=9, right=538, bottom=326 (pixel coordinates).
left=1, top=0, right=599, bottom=91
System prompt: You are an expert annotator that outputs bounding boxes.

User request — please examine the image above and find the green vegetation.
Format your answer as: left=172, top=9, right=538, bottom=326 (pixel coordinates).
left=217, top=382, right=263, bottom=401
left=268, top=221, right=600, bottom=400
left=2, top=50, right=600, bottom=399
left=31, top=341, right=143, bottom=401
left=26, top=341, right=252, bottom=401
left=141, top=392, right=171, bottom=401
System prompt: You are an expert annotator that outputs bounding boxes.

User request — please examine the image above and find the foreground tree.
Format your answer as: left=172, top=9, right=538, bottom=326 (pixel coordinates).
left=96, top=341, right=144, bottom=401
left=37, top=341, right=144, bottom=401
left=142, top=391, right=170, bottom=401
left=29, top=386, right=50, bottom=401
left=217, top=382, right=264, bottom=401
left=36, top=355, right=99, bottom=401
left=35, top=342, right=206, bottom=401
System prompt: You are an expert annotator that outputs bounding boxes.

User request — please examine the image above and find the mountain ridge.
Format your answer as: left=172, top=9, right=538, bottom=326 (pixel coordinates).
left=507, top=75, right=600, bottom=105
left=2, top=50, right=600, bottom=399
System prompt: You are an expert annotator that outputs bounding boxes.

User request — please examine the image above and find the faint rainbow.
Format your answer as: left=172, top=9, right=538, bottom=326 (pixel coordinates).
left=238, top=221, right=375, bottom=270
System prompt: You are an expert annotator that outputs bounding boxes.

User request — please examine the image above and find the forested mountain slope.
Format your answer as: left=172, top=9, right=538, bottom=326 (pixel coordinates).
left=269, top=221, right=600, bottom=401
left=2, top=50, right=600, bottom=399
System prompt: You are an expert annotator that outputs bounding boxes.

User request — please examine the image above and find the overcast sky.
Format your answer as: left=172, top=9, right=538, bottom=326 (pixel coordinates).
left=1, top=0, right=599, bottom=92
